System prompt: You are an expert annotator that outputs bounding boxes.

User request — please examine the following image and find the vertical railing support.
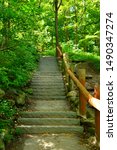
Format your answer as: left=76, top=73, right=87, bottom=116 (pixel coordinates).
left=68, top=64, right=74, bottom=91
left=78, top=69, right=87, bottom=117
left=63, top=53, right=71, bottom=92
left=94, top=83, right=100, bottom=145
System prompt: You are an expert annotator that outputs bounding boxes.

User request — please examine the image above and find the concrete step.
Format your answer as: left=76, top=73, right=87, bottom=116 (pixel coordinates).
left=32, top=76, right=63, bottom=79
left=20, top=111, right=78, bottom=118
left=32, top=89, right=66, bottom=93
left=18, top=118, right=80, bottom=125
left=31, top=82, right=65, bottom=86
left=32, top=75, right=62, bottom=78
left=86, top=75, right=93, bottom=79
left=16, top=125, right=83, bottom=134
left=32, top=92, right=66, bottom=97
left=34, top=72, right=62, bottom=76
left=31, top=85, right=65, bottom=89
left=31, top=80, right=64, bottom=84
left=33, top=74, right=62, bottom=78
left=30, top=95, right=66, bottom=100
left=24, top=100, right=70, bottom=111
left=32, top=78, right=63, bottom=82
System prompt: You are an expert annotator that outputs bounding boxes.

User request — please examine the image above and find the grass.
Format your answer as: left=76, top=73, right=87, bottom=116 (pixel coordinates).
left=62, top=47, right=100, bottom=72
left=70, top=51, right=100, bottom=72
left=38, top=46, right=100, bottom=72
left=39, top=48, right=56, bottom=56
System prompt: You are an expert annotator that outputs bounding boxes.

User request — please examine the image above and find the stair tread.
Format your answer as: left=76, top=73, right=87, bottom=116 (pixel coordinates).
left=16, top=56, right=83, bottom=136
left=16, top=125, right=83, bottom=134
left=18, top=118, right=80, bottom=125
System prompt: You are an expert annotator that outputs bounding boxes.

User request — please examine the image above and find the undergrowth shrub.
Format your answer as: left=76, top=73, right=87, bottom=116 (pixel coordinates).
left=0, top=42, right=39, bottom=144
left=61, top=42, right=100, bottom=72
left=0, top=99, right=16, bottom=143
left=0, top=43, right=38, bottom=89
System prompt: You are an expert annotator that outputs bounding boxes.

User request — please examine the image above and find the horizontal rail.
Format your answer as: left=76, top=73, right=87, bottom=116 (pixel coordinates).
left=63, top=53, right=100, bottom=111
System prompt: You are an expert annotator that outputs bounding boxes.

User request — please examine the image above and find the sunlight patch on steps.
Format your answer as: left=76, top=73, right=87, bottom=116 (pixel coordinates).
left=23, top=134, right=64, bottom=150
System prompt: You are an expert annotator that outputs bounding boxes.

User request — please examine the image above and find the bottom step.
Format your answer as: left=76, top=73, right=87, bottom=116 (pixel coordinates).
left=16, top=125, right=83, bottom=134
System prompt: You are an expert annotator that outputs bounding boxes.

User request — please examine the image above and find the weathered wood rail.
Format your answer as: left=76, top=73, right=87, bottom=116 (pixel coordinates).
left=57, top=49, right=100, bottom=145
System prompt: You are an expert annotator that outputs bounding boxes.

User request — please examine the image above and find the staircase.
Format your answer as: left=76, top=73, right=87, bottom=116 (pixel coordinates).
left=15, top=56, right=88, bottom=150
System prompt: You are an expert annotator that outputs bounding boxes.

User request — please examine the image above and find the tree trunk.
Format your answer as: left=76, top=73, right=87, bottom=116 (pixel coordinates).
left=64, top=11, right=69, bottom=43
left=1, top=0, right=10, bottom=49
left=55, top=0, right=59, bottom=56
left=74, top=0, right=78, bottom=49
left=54, top=0, right=62, bottom=57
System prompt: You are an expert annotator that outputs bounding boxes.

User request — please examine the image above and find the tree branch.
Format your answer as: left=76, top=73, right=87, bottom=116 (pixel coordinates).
left=57, top=0, right=62, bottom=10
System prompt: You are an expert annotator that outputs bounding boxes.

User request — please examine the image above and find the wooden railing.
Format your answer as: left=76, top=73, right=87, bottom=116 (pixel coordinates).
left=57, top=51, right=100, bottom=145
left=63, top=53, right=100, bottom=111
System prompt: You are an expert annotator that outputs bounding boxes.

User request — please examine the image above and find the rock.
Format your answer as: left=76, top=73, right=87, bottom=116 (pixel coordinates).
left=67, top=91, right=78, bottom=110
left=16, top=92, right=26, bottom=105
left=0, top=89, right=5, bottom=98
left=67, top=91, right=77, bottom=102
left=88, top=136, right=96, bottom=145
left=0, top=138, right=5, bottom=150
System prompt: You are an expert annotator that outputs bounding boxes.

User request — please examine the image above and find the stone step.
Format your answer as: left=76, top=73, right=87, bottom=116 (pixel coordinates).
left=18, top=118, right=80, bottom=125
left=86, top=75, right=93, bottom=79
left=33, top=74, right=62, bottom=78
left=34, top=72, right=61, bottom=76
left=32, top=76, right=63, bottom=78
left=31, top=85, right=65, bottom=89
left=39, top=70, right=57, bottom=72
left=33, top=73, right=62, bottom=79
left=20, top=111, right=78, bottom=118
left=26, top=100, right=70, bottom=111
left=32, top=92, right=66, bottom=97
left=31, top=82, right=65, bottom=86
left=16, top=125, right=83, bottom=134
left=30, top=95, right=66, bottom=100
left=32, top=89, right=66, bottom=93
left=32, top=79, right=64, bottom=82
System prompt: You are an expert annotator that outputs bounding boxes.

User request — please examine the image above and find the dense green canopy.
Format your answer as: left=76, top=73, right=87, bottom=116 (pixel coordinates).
left=0, top=0, right=100, bottom=52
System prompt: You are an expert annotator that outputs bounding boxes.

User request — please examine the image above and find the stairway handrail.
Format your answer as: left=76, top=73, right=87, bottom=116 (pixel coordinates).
left=62, top=53, right=100, bottom=111
left=57, top=50, right=100, bottom=144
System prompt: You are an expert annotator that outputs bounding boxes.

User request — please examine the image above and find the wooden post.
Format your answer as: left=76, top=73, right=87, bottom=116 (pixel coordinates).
left=63, top=53, right=70, bottom=92
left=94, top=83, right=100, bottom=145
left=78, top=69, right=87, bottom=117
left=69, top=64, right=74, bottom=91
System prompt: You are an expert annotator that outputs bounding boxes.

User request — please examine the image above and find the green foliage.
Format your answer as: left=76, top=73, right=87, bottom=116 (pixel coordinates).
left=0, top=99, right=16, bottom=119
left=0, top=99, right=16, bottom=143
left=40, top=49, right=55, bottom=56
left=78, top=32, right=100, bottom=54
left=0, top=44, right=38, bottom=89
left=62, top=43, right=100, bottom=72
